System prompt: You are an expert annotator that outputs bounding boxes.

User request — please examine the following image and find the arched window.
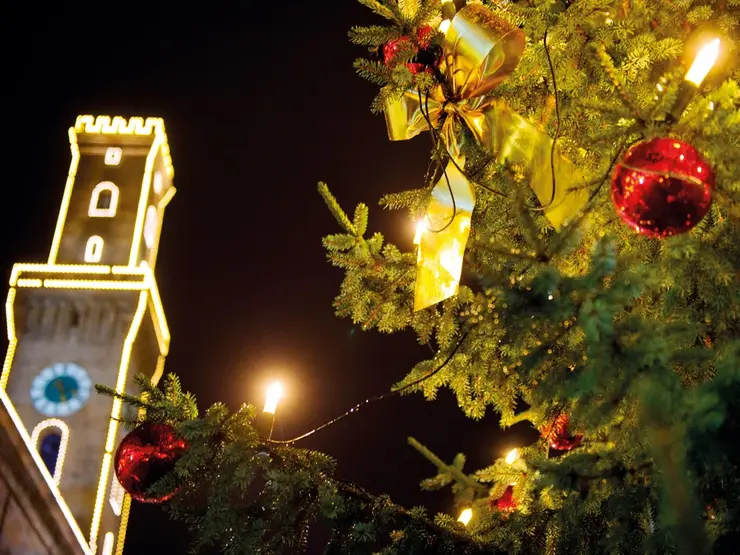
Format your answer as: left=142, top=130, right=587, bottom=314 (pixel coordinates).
left=84, top=235, right=104, bottom=263
left=143, top=206, right=158, bottom=249
left=152, top=170, right=163, bottom=194
left=39, top=433, right=61, bottom=475
left=31, top=419, right=70, bottom=484
left=89, top=182, right=119, bottom=217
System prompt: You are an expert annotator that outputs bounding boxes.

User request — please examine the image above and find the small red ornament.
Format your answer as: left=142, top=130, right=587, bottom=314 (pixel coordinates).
left=382, top=26, right=439, bottom=74
left=114, top=423, right=187, bottom=504
left=543, top=413, right=583, bottom=452
left=491, top=485, right=517, bottom=513
left=611, top=137, right=714, bottom=238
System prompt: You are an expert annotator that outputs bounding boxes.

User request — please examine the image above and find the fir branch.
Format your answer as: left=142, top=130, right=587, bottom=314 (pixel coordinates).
left=348, top=25, right=400, bottom=46
left=356, top=0, right=397, bottom=21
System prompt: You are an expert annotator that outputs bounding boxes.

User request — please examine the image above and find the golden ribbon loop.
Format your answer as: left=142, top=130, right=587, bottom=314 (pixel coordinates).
left=385, top=5, right=588, bottom=311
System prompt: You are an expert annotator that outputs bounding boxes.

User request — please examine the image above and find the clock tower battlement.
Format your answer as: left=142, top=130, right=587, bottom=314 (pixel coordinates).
left=50, top=115, right=175, bottom=269
left=1, top=115, right=176, bottom=555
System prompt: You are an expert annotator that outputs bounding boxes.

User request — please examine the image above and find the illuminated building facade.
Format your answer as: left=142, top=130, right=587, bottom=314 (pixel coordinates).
left=0, top=115, right=175, bottom=554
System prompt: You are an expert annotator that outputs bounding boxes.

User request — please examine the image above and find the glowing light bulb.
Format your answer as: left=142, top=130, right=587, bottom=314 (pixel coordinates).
left=458, top=508, right=473, bottom=525
left=439, top=0, right=455, bottom=33
left=414, top=220, right=427, bottom=245
left=263, top=382, right=284, bottom=414
left=685, top=38, right=720, bottom=86
left=505, top=448, right=519, bottom=465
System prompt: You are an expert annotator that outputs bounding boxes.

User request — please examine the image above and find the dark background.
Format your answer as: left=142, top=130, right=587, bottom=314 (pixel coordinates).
left=3, top=2, right=526, bottom=552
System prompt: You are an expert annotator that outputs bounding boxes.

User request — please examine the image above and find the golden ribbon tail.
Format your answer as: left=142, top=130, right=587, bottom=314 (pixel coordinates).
left=470, top=98, right=590, bottom=228
left=383, top=5, right=588, bottom=311
left=414, top=161, right=475, bottom=311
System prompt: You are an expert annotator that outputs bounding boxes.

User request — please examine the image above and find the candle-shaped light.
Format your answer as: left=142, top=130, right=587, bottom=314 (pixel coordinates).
left=458, top=507, right=473, bottom=526
left=439, top=0, right=456, bottom=34
left=685, top=38, right=720, bottom=86
left=670, top=37, right=721, bottom=122
left=263, top=381, right=284, bottom=415
left=505, top=448, right=519, bottom=465
left=414, top=219, right=427, bottom=245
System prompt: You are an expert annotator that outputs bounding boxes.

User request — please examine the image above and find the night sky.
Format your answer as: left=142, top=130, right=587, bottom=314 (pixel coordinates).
left=5, top=2, right=528, bottom=552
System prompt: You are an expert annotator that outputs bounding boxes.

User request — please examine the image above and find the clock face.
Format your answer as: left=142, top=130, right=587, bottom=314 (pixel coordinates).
left=30, top=363, right=92, bottom=417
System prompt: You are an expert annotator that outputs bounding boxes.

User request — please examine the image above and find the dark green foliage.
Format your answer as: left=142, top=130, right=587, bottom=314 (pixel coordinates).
left=100, top=0, right=740, bottom=553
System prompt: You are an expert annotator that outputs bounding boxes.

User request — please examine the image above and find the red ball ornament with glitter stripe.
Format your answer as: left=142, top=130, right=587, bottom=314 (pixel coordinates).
left=114, top=422, right=187, bottom=504
left=491, top=485, right=517, bottom=514
left=543, top=413, right=583, bottom=452
left=382, top=26, right=439, bottom=74
left=611, top=137, right=714, bottom=238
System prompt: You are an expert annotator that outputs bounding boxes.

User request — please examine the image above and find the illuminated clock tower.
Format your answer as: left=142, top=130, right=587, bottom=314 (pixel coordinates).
left=1, top=115, right=176, bottom=554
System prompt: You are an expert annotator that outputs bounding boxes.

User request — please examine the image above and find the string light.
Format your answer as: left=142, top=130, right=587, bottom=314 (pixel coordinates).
left=267, top=332, right=469, bottom=445
left=84, top=236, right=104, bottom=263
left=670, top=37, right=721, bottom=122
left=0, top=390, right=92, bottom=554
left=3, top=115, right=174, bottom=554
left=88, top=182, right=119, bottom=217
left=104, top=147, right=122, bottom=166
left=30, top=419, right=70, bottom=485
left=458, top=508, right=473, bottom=526
left=101, top=532, right=114, bottom=555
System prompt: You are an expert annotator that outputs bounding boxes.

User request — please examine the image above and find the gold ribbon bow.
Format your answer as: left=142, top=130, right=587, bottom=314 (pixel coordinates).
left=385, top=5, right=589, bottom=311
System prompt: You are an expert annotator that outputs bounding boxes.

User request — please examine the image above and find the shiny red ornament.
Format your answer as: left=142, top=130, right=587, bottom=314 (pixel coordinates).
left=382, top=26, right=439, bottom=74
left=491, top=485, right=517, bottom=513
left=543, top=413, right=583, bottom=452
left=114, top=423, right=187, bottom=504
left=611, top=137, right=714, bottom=238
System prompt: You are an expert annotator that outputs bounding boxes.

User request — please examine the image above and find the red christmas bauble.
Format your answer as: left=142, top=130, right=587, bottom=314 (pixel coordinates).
left=611, top=138, right=714, bottom=238
left=542, top=413, right=583, bottom=452
left=114, top=423, right=187, bottom=504
left=382, top=26, right=439, bottom=74
left=491, top=485, right=517, bottom=513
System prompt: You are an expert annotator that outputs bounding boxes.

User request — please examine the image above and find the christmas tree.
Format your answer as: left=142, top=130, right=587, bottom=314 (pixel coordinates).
left=101, top=1, right=740, bottom=553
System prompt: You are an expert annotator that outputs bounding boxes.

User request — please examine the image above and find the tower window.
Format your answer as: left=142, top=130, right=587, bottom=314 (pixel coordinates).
left=98, top=190, right=112, bottom=209
left=39, top=433, right=61, bottom=475
left=89, top=182, right=119, bottom=217
left=152, top=170, right=163, bottom=194
left=143, top=206, right=158, bottom=249
left=30, top=418, right=70, bottom=484
left=84, top=235, right=104, bottom=263
left=104, top=147, right=123, bottom=166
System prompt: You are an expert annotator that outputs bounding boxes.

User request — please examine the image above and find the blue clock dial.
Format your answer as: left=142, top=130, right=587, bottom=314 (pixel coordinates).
left=30, top=363, right=91, bottom=417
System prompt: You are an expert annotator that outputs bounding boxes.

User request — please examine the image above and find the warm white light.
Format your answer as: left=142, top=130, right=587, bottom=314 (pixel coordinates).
left=84, top=236, right=104, bottom=263
left=109, top=474, right=125, bottom=516
left=685, top=38, right=720, bottom=86
left=30, top=419, right=70, bottom=485
left=143, top=206, right=158, bottom=249
left=414, top=220, right=427, bottom=245
left=104, top=147, right=122, bottom=166
left=505, top=448, right=519, bottom=465
left=88, top=182, right=119, bottom=217
left=458, top=508, right=473, bottom=526
left=439, top=19, right=451, bottom=33
left=264, top=381, right=284, bottom=414
left=153, top=170, right=163, bottom=194
left=101, top=532, right=114, bottom=555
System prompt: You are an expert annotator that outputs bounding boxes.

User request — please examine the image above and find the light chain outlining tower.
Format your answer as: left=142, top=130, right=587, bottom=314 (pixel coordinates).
left=1, top=115, right=176, bottom=554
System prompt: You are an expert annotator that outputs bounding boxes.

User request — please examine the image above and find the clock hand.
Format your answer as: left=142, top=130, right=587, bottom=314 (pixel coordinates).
left=55, top=380, right=67, bottom=402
